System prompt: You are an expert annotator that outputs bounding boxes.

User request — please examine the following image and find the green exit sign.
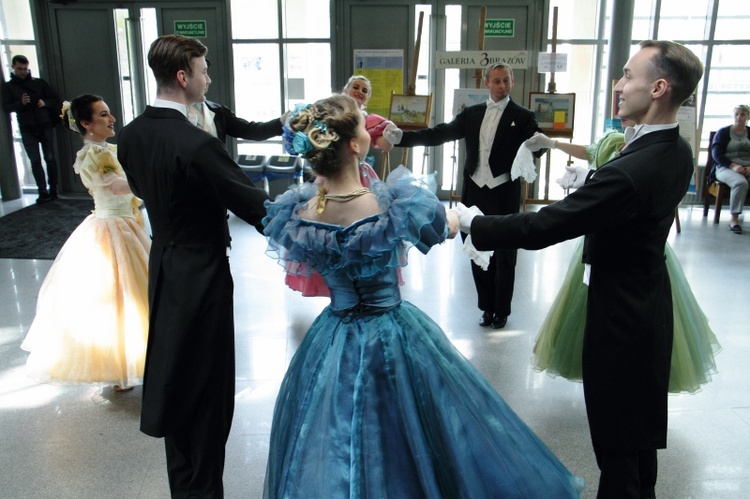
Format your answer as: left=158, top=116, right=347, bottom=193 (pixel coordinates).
left=174, top=20, right=207, bottom=37
left=485, top=19, right=514, bottom=37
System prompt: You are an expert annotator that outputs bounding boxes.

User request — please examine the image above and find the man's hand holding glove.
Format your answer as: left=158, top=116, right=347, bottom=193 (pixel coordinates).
left=556, top=166, right=589, bottom=190
left=451, top=203, right=493, bottom=271
left=524, top=132, right=557, bottom=152
left=452, top=202, right=483, bottom=234
left=383, top=122, right=403, bottom=146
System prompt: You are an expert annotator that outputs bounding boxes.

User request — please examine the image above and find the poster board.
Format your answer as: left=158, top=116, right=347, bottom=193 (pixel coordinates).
left=677, top=92, right=699, bottom=194
left=353, top=50, right=404, bottom=118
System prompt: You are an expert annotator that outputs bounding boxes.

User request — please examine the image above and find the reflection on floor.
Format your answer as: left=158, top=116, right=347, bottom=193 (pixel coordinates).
left=1, top=195, right=749, bottom=498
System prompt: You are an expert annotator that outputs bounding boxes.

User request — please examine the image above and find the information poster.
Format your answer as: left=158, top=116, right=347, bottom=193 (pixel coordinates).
left=677, top=93, right=698, bottom=193
left=353, top=50, right=404, bottom=118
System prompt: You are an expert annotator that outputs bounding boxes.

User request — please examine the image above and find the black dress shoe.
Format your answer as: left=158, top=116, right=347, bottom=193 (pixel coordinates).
left=35, top=192, right=53, bottom=204
left=491, top=316, right=507, bottom=329
left=479, top=312, right=494, bottom=327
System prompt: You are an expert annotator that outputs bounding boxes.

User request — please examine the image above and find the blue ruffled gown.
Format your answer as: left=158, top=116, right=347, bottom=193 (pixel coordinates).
left=262, top=167, right=584, bottom=498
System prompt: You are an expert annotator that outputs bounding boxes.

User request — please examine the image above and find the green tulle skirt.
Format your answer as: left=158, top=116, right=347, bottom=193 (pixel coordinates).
left=533, top=239, right=720, bottom=393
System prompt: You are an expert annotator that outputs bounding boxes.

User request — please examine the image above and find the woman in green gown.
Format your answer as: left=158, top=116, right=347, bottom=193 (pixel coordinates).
left=525, top=126, right=720, bottom=393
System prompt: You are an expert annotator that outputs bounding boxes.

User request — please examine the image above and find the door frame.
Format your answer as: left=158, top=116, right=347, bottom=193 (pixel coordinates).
left=38, top=0, right=231, bottom=194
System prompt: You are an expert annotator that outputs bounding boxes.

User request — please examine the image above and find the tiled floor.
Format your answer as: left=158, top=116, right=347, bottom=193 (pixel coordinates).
left=1, top=195, right=748, bottom=498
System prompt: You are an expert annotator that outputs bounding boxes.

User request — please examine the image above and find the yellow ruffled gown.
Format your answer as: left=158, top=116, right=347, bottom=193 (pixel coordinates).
left=21, top=141, right=150, bottom=387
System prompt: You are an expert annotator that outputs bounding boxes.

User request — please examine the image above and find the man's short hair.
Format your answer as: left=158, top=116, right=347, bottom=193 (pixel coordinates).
left=483, top=63, right=513, bottom=82
left=147, top=34, right=207, bottom=90
left=11, top=55, right=29, bottom=66
left=639, top=40, right=704, bottom=108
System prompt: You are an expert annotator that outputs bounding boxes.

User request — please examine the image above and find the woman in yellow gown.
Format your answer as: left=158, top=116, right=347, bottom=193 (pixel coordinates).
left=21, top=95, right=150, bottom=390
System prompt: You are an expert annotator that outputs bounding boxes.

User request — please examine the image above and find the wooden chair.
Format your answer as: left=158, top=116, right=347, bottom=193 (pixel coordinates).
left=702, top=131, right=730, bottom=224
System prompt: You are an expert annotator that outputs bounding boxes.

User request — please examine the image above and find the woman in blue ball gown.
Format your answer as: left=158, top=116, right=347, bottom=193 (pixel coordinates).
left=262, top=94, right=584, bottom=498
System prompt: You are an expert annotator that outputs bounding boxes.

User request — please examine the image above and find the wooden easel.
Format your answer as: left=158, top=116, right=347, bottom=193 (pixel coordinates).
left=448, top=7, right=488, bottom=207
left=385, top=11, right=426, bottom=180
left=522, top=6, right=572, bottom=211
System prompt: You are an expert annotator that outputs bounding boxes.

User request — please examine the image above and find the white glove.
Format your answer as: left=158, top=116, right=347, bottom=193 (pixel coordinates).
left=462, top=235, right=493, bottom=271
left=383, top=122, right=403, bottom=145
left=454, top=202, right=483, bottom=234
left=556, top=166, right=589, bottom=190
left=524, top=132, right=556, bottom=152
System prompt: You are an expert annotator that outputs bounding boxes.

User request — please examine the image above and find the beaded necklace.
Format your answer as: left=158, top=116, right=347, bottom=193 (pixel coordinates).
left=316, top=184, right=371, bottom=214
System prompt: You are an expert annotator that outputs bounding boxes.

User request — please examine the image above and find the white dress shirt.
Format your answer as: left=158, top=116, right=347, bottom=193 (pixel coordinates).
left=472, top=96, right=510, bottom=188
left=152, top=98, right=193, bottom=121
left=621, top=122, right=678, bottom=151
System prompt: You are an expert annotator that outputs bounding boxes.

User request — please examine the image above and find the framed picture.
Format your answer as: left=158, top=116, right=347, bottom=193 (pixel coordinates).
left=388, top=93, right=433, bottom=129
left=528, top=92, right=575, bottom=136
left=452, top=88, right=488, bottom=116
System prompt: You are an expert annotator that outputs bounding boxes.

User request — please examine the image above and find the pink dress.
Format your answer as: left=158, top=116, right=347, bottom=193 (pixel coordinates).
left=365, top=113, right=391, bottom=149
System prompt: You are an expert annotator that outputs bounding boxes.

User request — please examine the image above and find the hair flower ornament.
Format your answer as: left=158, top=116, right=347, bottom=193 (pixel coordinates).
left=282, top=125, right=313, bottom=156
left=60, top=101, right=78, bottom=133
left=291, top=131, right=312, bottom=155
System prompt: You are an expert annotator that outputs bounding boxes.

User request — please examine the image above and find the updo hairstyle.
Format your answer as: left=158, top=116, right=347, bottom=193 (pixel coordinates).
left=69, top=94, right=104, bottom=135
left=287, top=94, right=361, bottom=179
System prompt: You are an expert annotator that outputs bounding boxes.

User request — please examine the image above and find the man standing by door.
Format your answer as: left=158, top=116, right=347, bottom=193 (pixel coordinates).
left=118, top=34, right=269, bottom=498
left=398, top=63, right=543, bottom=329
left=2, top=55, right=60, bottom=203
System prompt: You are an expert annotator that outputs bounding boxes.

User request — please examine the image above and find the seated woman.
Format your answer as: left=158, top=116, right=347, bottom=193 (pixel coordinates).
left=711, top=104, right=750, bottom=233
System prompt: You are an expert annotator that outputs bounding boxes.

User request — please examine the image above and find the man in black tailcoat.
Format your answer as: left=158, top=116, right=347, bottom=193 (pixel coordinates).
left=398, top=63, right=542, bottom=329
left=118, top=34, right=269, bottom=498
left=458, top=41, right=704, bottom=497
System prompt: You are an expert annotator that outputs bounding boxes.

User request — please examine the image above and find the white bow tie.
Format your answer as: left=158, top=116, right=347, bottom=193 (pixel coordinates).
left=623, top=126, right=636, bottom=143
left=186, top=106, right=200, bottom=126
left=486, top=99, right=506, bottom=111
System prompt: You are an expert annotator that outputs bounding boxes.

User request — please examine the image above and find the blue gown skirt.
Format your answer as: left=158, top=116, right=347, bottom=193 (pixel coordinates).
left=264, top=301, right=584, bottom=498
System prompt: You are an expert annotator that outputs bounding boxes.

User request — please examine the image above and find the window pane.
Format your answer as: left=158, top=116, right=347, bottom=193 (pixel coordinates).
left=549, top=0, right=600, bottom=40
left=231, top=0, right=278, bottom=39
left=140, top=9, right=158, bottom=106
left=237, top=141, right=286, bottom=157
left=283, top=0, right=330, bottom=39
left=0, top=0, right=35, bottom=40
left=114, top=9, right=134, bottom=123
left=285, top=43, right=331, bottom=107
left=657, top=0, right=711, bottom=41
left=714, top=0, right=750, bottom=41
left=4, top=43, right=38, bottom=73
left=704, top=44, right=750, bottom=138
left=631, top=0, right=656, bottom=41
left=233, top=43, right=281, bottom=122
